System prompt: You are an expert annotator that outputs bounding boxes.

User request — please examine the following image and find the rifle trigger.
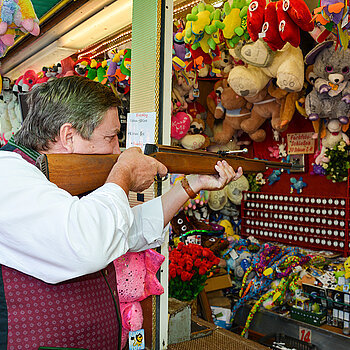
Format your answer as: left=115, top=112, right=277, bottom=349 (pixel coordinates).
left=154, top=174, right=169, bottom=182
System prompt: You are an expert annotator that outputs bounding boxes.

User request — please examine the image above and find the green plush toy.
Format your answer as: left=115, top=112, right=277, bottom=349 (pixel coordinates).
left=184, top=3, right=222, bottom=53
left=222, top=0, right=251, bottom=49
left=86, top=59, right=98, bottom=81
left=120, top=49, right=131, bottom=77
left=206, top=9, right=225, bottom=50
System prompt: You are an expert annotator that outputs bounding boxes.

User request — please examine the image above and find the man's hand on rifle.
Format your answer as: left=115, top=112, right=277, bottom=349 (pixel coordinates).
left=106, top=147, right=168, bottom=194
left=187, top=161, right=243, bottom=193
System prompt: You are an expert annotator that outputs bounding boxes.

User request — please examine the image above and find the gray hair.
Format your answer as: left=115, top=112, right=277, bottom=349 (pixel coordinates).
left=14, top=76, right=120, bottom=151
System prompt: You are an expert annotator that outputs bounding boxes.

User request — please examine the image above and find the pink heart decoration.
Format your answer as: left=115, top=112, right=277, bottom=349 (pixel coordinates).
left=171, top=112, right=191, bottom=140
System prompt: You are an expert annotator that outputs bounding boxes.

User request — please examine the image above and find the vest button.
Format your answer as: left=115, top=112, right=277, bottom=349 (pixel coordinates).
left=114, top=290, right=117, bottom=297
left=104, top=269, right=108, bottom=275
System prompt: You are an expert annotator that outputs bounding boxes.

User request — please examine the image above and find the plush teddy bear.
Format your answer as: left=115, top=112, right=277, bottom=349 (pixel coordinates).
left=213, top=79, right=253, bottom=144
left=228, top=41, right=304, bottom=96
left=225, top=250, right=252, bottom=278
left=225, top=174, right=250, bottom=205
left=179, top=117, right=210, bottom=150
left=304, top=40, right=350, bottom=125
left=239, top=84, right=284, bottom=142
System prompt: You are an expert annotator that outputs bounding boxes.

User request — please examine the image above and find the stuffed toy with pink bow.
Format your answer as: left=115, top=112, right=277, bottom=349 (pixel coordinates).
left=114, top=250, right=165, bottom=349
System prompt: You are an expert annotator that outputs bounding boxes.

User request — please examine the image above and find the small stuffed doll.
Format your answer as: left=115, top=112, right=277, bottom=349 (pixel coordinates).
left=268, top=169, right=282, bottom=185
left=315, top=119, right=350, bottom=165
left=114, top=250, right=165, bottom=349
left=290, top=177, right=307, bottom=193
left=304, top=40, right=350, bottom=125
left=206, top=79, right=224, bottom=131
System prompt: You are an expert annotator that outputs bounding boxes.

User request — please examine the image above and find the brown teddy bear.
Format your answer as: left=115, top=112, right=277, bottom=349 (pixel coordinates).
left=206, top=80, right=224, bottom=132
left=239, top=84, right=286, bottom=142
left=213, top=79, right=253, bottom=145
left=180, top=117, right=210, bottom=150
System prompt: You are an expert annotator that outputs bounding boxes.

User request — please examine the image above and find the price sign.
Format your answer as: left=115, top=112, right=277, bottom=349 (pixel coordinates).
left=126, top=112, right=156, bottom=151
left=299, top=326, right=312, bottom=343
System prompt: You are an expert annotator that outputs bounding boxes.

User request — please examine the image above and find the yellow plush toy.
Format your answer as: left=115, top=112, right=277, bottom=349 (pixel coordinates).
left=222, top=0, right=250, bottom=49
left=184, top=3, right=223, bottom=53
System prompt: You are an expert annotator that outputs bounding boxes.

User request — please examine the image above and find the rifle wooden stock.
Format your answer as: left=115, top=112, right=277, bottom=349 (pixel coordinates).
left=36, top=144, right=293, bottom=195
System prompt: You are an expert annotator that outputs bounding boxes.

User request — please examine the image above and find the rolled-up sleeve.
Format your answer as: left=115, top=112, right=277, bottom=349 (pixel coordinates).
left=128, top=196, right=169, bottom=251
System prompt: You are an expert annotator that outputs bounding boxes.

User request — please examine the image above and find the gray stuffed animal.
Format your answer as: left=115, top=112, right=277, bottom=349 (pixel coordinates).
left=305, top=40, right=350, bottom=124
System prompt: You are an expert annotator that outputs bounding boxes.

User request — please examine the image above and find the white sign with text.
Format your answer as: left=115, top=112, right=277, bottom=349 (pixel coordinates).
left=126, top=112, right=156, bottom=151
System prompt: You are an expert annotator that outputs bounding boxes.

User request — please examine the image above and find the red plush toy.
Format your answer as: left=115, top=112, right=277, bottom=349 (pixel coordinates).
left=276, top=0, right=300, bottom=47
left=282, top=0, right=314, bottom=32
left=262, top=1, right=285, bottom=51
left=247, top=0, right=266, bottom=41
left=57, top=57, right=75, bottom=78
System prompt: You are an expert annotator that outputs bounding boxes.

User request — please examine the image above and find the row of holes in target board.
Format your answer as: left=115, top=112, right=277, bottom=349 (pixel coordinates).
left=243, top=218, right=346, bottom=237
left=241, top=227, right=347, bottom=250
left=244, top=202, right=346, bottom=217
left=243, top=192, right=347, bottom=207
left=243, top=210, right=346, bottom=228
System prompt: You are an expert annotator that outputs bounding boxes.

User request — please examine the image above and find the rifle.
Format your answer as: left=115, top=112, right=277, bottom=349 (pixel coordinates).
left=36, top=143, right=295, bottom=196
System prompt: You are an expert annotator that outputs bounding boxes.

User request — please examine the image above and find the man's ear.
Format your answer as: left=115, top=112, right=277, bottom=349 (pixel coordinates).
left=59, top=123, right=76, bottom=153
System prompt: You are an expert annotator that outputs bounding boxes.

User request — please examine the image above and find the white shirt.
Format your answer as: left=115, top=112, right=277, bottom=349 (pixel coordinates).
left=0, top=151, right=167, bottom=284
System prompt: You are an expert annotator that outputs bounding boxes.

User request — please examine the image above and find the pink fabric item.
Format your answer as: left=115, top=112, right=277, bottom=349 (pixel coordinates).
left=114, top=249, right=165, bottom=348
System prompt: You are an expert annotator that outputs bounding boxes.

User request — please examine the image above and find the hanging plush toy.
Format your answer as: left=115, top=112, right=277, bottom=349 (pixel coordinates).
left=304, top=40, right=350, bottom=125
left=313, top=0, right=350, bottom=48
left=0, top=0, right=40, bottom=57
left=222, top=0, right=250, bottom=49
left=290, top=177, right=307, bottom=193
left=247, top=0, right=313, bottom=51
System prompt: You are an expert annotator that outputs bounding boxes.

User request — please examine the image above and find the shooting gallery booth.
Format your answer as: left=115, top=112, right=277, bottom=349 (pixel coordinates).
left=2, top=0, right=350, bottom=350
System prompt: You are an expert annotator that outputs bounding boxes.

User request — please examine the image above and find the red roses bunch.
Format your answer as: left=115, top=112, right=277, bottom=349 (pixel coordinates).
left=169, top=242, right=220, bottom=301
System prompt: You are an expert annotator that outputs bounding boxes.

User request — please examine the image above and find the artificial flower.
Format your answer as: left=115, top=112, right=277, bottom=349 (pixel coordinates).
left=169, top=242, right=220, bottom=301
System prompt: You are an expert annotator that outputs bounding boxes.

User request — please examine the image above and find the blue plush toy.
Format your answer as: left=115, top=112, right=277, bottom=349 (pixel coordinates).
left=268, top=169, right=282, bottom=185
left=290, top=177, right=307, bottom=194
left=280, top=155, right=291, bottom=175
